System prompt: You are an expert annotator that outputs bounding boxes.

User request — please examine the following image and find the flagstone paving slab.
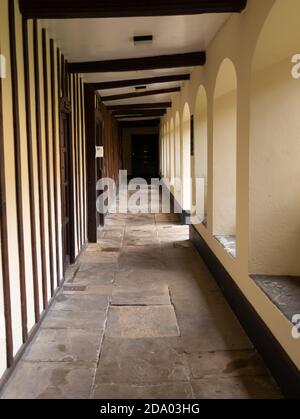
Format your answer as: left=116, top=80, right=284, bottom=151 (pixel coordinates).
left=184, top=349, right=268, bottom=379
left=23, top=329, right=103, bottom=363
left=41, top=310, right=107, bottom=330
left=191, top=376, right=282, bottom=399
left=51, top=294, right=109, bottom=312
left=95, top=337, right=189, bottom=385
left=106, top=306, right=180, bottom=338
left=92, top=383, right=194, bottom=400
left=1, top=361, right=95, bottom=399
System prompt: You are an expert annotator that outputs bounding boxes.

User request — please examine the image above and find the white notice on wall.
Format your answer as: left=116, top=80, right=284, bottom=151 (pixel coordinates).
left=96, top=146, right=104, bottom=158
left=0, top=54, right=6, bottom=79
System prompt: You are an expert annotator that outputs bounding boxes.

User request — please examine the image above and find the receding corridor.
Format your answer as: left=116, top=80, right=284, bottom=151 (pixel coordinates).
left=2, top=0, right=300, bottom=401
left=0, top=187, right=281, bottom=399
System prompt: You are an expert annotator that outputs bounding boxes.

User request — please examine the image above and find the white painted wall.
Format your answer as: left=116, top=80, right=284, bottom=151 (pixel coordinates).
left=249, top=0, right=300, bottom=275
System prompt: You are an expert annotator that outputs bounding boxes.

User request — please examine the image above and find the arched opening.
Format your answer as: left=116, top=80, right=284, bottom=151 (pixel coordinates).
left=250, top=0, right=300, bottom=284
left=213, top=58, right=237, bottom=257
left=182, top=104, right=191, bottom=211
left=170, top=118, right=175, bottom=185
left=165, top=121, right=170, bottom=180
left=160, top=124, right=164, bottom=176
left=163, top=123, right=167, bottom=178
left=194, top=86, right=208, bottom=225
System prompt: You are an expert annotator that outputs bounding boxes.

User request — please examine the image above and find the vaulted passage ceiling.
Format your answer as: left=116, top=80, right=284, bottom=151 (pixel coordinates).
left=20, top=0, right=247, bottom=122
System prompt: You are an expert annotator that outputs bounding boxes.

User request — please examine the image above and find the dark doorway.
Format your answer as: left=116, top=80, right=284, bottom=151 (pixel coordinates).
left=96, top=120, right=104, bottom=227
left=132, top=134, right=159, bottom=178
left=60, top=105, right=75, bottom=269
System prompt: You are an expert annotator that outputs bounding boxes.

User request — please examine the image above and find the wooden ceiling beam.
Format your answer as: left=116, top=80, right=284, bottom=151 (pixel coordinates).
left=119, top=119, right=161, bottom=128
left=69, top=52, right=205, bottom=73
left=19, top=1, right=248, bottom=19
left=92, top=74, right=190, bottom=90
left=102, top=87, right=180, bottom=102
left=113, top=109, right=166, bottom=117
left=117, top=116, right=163, bottom=121
left=107, top=102, right=172, bottom=111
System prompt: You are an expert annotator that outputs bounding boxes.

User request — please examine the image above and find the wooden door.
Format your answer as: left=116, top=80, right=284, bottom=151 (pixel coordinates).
left=96, top=120, right=104, bottom=227
left=132, top=134, right=159, bottom=178
left=60, top=107, right=75, bottom=269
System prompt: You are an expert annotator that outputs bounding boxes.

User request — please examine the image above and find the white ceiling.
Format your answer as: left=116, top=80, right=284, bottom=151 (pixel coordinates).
left=42, top=13, right=231, bottom=117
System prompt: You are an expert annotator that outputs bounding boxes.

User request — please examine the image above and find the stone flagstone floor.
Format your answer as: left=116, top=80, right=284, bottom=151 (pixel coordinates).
left=0, top=186, right=282, bottom=399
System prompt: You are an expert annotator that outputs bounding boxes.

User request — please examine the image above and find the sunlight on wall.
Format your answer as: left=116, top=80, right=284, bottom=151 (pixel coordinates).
left=182, top=104, right=191, bottom=211
left=249, top=0, right=300, bottom=275
left=213, top=58, right=237, bottom=236
left=194, top=86, right=208, bottom=223
left=162, top=124, right=166, bottom=177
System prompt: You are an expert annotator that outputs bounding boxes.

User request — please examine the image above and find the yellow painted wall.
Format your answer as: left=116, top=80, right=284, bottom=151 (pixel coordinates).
left=161, top=0, right=300, bottom=370
left=249, top=0, right=300, bottom=276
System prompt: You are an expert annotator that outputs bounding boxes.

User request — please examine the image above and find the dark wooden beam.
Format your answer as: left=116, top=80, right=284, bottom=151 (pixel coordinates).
left=84, top=84, right=98, bottom=243
left=74, top=74, right=83, bottom=249
left=117, top=117, right=163, bottom=121
left=42, top=29, right=55, bottom=297
left=116, top=116, right=164, bottom=119
left=50, top=39, right=61, bottom=287
left=102, top=87, right=180, bottom=102
left=93, top=74, right=190, bottom=90
left=72, top=74, right=80, bottom=254
left=75, top=75, right=83, bottom=251
left=19, top=1, right=248, bottom=19
left=69, top=53, right=205, bottom=73
left=107, top=102, right=172, bottom=111
left=119, top=119, right=161, bottom=128
left=113, top=109, right=166, bottom=117
left=80, top=80, right=86, bottom=245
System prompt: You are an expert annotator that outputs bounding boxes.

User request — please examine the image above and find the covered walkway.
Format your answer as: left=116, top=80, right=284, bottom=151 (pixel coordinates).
left=1, top=0, right=299, bottom=400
